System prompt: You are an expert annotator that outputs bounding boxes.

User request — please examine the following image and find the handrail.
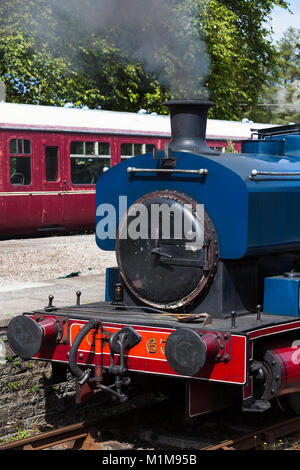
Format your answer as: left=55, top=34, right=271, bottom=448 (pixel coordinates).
left=249, top=169, right=300, bottom=180
left=127, top=167, right=208, bottom=175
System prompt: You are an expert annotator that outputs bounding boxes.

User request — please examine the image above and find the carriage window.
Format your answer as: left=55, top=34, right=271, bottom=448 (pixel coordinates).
left=146, top=144, right=155, bottom=153
left=9, top=139, right=31, bottom=155
left=211, top=146, right=226, bottom=153
left=23, top=139, right=31, bottom=154
left=98, top=142, right=110, bottom=155
left=70, top=141, right=97, bottom=156
left=70, top=141, right=111, bottom=184
left=121, top=143, right=156, bottom=160
left=134, top=144, right=143, bottom=155
left=70, top=141, right=84, bottom=155
left=9, top=139, right=32, bottom=185
left=85, top=142, right=96, bottom=155
left=71, top=158, right=110, bottom=184
left=45, top=146, right=59, bottom=181
left=10, top=157, right=32, bottom=185
left=121, top=143, right=133, bottom=157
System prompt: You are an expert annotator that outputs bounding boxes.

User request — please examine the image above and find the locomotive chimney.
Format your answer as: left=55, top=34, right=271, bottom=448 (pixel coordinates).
left=164, top=99, right=219, bottom=156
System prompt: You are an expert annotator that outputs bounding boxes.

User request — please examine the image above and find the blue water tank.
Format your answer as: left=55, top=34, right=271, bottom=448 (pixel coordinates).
left=264, top=273, right=300, bottom=317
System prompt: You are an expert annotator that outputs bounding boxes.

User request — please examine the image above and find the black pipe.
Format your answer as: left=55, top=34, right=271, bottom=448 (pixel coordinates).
left=69, top=319, right=98, bottom=384
left=164, top=99, right=219, bottom=156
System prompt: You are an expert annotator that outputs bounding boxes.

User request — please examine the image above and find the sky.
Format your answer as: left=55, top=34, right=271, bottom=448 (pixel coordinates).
left=270, top=0, right=300, bottom=42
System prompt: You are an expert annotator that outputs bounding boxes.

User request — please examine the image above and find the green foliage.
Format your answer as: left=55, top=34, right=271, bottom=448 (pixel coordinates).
left=0, top=0, right=171, bottom=111
left=7, top=381, right=23, bottom=390
left=0, top=1, right=82, bottom=105
left=12, top=359, right=21, bottom=368
left=0, top=426, right=35, bottom=443
left=0, top=0, right=291, bottom=119
left=225, top=139, right=237, bottom=153
left=200, top=0, right=289, bottom=120
left=252, top=27, right=300, bottom=124
left=28, top=385, right=40, bottom=394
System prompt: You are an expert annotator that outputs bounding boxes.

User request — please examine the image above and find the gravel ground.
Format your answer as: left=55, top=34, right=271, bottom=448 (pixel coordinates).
left=0, top=234, right=116, bottom=286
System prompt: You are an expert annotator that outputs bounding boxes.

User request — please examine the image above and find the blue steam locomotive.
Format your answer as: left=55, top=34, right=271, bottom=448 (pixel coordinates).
left=8, top=99, right=300, bottom=417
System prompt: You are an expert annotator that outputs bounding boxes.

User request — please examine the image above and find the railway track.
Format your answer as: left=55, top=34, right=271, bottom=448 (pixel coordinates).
left=1, top=412, right=300, bottom=451
left=203, top=415, right=300, bottom=450
left=0, top=420, right=135, bottom=451
left=0, top=391, right=167, bottom=451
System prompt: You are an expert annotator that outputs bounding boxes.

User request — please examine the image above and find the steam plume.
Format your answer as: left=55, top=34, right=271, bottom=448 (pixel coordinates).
left=16, top=0, right=211, bottom=99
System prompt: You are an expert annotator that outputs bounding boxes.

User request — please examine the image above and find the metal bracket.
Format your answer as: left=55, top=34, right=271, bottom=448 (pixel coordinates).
left=95, top=327, right=142, bottom=403
left=108, top=327, right=142, bottom=375
left=153, top=142, right=176, bottom=168
left=151, top=239, right=210, bottom=269
left=214, top=332, right=231, bottom=363
left=242, top=397, right=271, bottom=413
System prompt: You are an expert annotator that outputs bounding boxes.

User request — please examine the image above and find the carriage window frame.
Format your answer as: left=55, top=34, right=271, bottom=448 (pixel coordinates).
left=121, top=142, right=156, bottom=160
left=70, top=140, right=111, bottom=185
left=9, top=139, right=32, bottom=186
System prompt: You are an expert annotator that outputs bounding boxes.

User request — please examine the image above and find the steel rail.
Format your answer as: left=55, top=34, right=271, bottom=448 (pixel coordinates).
left=0, top=421, right=95, bottom=450
left=203, top=415, right=300, bottom=450
left=0, top=419, right=108, bottom=450
left=2, top=405, right=300, bottom=450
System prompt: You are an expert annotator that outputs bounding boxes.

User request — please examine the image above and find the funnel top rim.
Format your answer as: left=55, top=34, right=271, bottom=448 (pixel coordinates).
left=164, top=99, right=215, bottom=107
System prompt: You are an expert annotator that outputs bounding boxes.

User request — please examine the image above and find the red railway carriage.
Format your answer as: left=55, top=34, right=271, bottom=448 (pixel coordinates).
left=0, top=102, right=271, bottom=236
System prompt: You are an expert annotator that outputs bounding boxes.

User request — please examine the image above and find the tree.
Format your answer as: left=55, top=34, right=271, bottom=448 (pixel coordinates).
left=0, top=0, right=291, bottom=120
left=252, top=27, right=300, bottom=124
left=199, top=0, right=290, bottom=120
left=0, top=1, right=86, bottom=105
left=0, top=0, right=169, bottom=110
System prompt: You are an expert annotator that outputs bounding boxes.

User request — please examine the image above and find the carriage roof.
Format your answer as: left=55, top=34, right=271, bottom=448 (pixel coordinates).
left=0, top=101, right=273, bottom=141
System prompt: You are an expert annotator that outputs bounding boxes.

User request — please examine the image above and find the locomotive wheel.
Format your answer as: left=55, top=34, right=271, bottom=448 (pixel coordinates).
left=116, top=190, right=219, bottom=310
